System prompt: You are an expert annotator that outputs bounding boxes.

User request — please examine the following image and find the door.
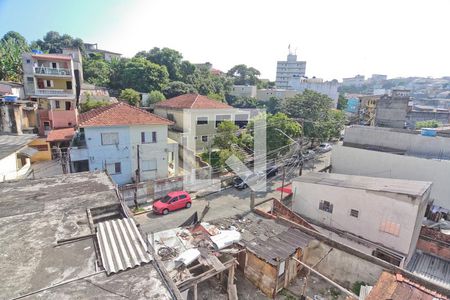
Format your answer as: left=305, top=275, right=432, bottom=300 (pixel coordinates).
left=168, top=196, right=179, bottom=210
left=65, top=101, right=71, bottom=110
left=179, top=194, right=188, bottom=206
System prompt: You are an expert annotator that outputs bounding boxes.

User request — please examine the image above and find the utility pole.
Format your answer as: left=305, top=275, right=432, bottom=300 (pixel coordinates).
left=280, top=165, right=285, bottom=202
left=134, top=145, right=140, bottom=210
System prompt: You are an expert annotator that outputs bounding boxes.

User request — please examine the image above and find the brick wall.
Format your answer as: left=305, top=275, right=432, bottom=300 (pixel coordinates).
left=272, top=199, right=317, bottom=232
left=416, top=227, right=450, bottom=260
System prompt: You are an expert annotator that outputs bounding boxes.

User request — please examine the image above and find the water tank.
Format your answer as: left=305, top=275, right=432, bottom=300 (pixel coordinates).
left=421, top=128, right=437, bottom=137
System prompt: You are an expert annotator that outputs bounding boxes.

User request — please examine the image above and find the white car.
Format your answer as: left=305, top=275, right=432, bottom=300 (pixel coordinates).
left=317, top=143, right=332, bottom=153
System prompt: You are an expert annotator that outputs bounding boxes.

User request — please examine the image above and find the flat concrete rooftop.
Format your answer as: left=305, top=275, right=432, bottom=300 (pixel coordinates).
left=0, top=171, right=171, bottom=299
left=293, top=172, right=432, bottom=197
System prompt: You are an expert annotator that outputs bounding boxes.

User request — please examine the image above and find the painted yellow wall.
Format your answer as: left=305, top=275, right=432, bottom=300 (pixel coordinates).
left=29, top=138, right=52, bottom=162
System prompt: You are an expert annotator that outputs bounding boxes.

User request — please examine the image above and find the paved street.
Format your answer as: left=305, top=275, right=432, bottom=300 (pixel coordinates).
left=136, top=151, right=331, bottom=233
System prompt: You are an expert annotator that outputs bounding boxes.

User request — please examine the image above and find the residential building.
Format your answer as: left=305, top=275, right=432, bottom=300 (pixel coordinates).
left=0, top=172, right=174, bottom=299
left=368, top=74, right=388, bottom=83
left=333, top=125, right=450, bottom=209
left=22, top=49, right=83, bottom=139
left=406, top=104, right=450, bottom=129
left=341, top=74, right=365, bottom=86
left=256, top=89, right=299, bottom=101
left=0, top=99, right=37, bottom=134
left=358, top=95, right=380, bottom=126
left=0, top=134, right=38, bottom=182
left=229, top=85, right=257, bottom=98
left=275, top=53, right=306, bottom=89
left=154, top=93, right=249, bottom=153
left=292, top=172, right=432, bottom=265
left=375, top=89, right=411, bottom=128
left=69, top=102, right=177, bottom=185
left=0, top=81, right=25, bottom=98
left=80, top=83, right=117, bottom=104
left=288, top=77, right=339, bottom=106
left=84, top=43, right=122, bottom=61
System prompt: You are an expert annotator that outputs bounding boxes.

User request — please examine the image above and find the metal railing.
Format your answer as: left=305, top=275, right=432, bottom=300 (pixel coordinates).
left=34, top=67, right=71, bottom=76
left=35, top=89, right=73, bottom=96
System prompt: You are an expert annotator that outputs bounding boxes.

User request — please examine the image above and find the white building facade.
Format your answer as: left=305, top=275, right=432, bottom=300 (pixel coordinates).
left=275, top=53, right=306, bottom=89
left=292, top=172, right=432, bottom=265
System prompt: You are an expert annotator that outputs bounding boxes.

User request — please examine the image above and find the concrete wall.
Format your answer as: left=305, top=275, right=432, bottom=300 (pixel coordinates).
left=29, top=138, right=51, bottom=161
left=49, top=109, right=78, bottom=129
left=344, top=125, right=450, bottom=159
left=256, top=89, right=298, bottom=101
left=288, top=80, right=339, bottom=106
left=292, top=179, right=427, bottom=259
left=303, top=240, right=384, bottom=288
left=375, top=95, right=409, bottom=128
left=82, top=125, right=171, bottom=185
left=406, top=110, right=450, bottom=129
left=230, top=85, right=257, bottom=98
left=0, top=152, right=31, bottom=182
left=332, top=145, right=450, bottom=209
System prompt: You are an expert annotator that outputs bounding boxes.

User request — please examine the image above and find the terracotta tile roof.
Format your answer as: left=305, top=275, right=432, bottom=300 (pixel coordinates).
left=32, top=54, right=72, bottom=61
left=155, top=93, right=232, bottom=109
left=46, top=128, right=75, bottom=142
left=79, top=102, right=173, bottom=127
left=366, top=271, right=448, bottom=300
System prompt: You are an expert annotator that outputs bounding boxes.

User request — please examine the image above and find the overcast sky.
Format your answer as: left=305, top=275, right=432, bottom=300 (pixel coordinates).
left=1, top=0, right=450, bottom=81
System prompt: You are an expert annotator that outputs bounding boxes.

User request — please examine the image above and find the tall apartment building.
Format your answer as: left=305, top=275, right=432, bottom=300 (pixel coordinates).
left=275, top=53, right=306, bottom=89
left=22, top=49, right=83, bottom=138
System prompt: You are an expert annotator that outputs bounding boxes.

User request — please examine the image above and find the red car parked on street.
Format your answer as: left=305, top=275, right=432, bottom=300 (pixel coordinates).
left=152, top=191, right=192, bottom=215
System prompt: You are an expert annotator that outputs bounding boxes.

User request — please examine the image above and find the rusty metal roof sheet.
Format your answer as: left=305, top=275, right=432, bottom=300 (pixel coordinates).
left=97, top=218, right=152, bottom=275
left=244, top=227, right=312, bottom=266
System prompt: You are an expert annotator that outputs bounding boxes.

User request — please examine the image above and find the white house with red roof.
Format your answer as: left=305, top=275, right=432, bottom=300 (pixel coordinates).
left=154, top=93, right=249, bottom=153
left=69, top=102, right=178, bottom=185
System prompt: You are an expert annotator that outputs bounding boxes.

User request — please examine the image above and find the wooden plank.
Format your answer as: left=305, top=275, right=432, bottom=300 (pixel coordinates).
left=228, top=284, right=238, bottom=300
left=208, top=255, right=226, bottom=272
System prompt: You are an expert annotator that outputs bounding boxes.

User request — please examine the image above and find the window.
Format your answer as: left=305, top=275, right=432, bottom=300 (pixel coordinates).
left=26, top=77, right=33, bottom=83
left=319, top=200, right=333, bottom=213
left=101, top=132, right=119, bottom=145
left=26, top=59, right=31, bottom=64
left=379, top=221, right=401, bottom=236
left=235, top=114, right=249, bottom=128
left=170, top=197, right=179, bottom=203
left=141, top=159, right=157, bottom=172
left=66, top=81, right=72, bottom=90
left=30, top=144, right=48, bottom=151
left=179, top=194, right=187, bottom=200
left=43, top=121, right=51, bottom=131
left=197, top=116, right=208, bottom=125
left=215, top=114, right=231, bottom=127
left=52, top=62, right=57, bottom=69
left=55, top=100, right=60, bottom=109
left=167, top=113, right=175, bottom=121
left=201, top=135, right=208, bottom=142
left=46, top=80, right=52, bottom=87
left=141, top=131, right=157, bottom=143
left=106, top=162, right=121, bottom=174
left=65, top=101, right=71, bottom=110
left=350, top=209, right=359, bottom=218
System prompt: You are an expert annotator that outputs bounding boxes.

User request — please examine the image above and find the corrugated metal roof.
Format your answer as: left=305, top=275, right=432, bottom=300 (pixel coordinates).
left=17, top=146, right=38, bottom=157
left=97, top=218, right=152, bottom=275
left=406, top=251, right=450, bottom=289
left=244, top=227, right=312, bottom=266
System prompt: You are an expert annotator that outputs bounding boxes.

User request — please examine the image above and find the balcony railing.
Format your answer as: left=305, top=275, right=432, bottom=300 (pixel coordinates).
left=34, top=67, right=71, bottom=76
left=36, top=89, right=74, bottom=96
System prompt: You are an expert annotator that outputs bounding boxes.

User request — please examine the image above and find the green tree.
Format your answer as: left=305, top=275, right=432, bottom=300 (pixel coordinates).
left=120, top=58, right=169, bottom=93
left=80, top=96, right=109, bottom=113
left=162, top=81, right=197, bottom=98
left=415, top=120, right=442, bottom=129
left=226, top=95, right=257, bottom=108
left=207, top=92, right=225, bottom=102
left=282, top=90, right=342, bottom=142
left=185, top=67, right=233, bottom=96
left=31, top=31, right=84, bottom=53
left=145, top=90, right=166, bottom=106
left=108, top=57, right=128, bottom=90
left=337, top=94, right=348, bottom=110
left=213, top=120, right=239, bottom=150
left=267, top=113, right=302, bottom=153
left=227, top=64, right=261, bottom=85
left=120, top=88, right=140, bottom=106
left=83, top=55, right=111, bottom=86
left=258, top=97, right=281, bottom=114
left=136, top=47, right=183, bottom=81
left=0, top=31, right=29, bottom=82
